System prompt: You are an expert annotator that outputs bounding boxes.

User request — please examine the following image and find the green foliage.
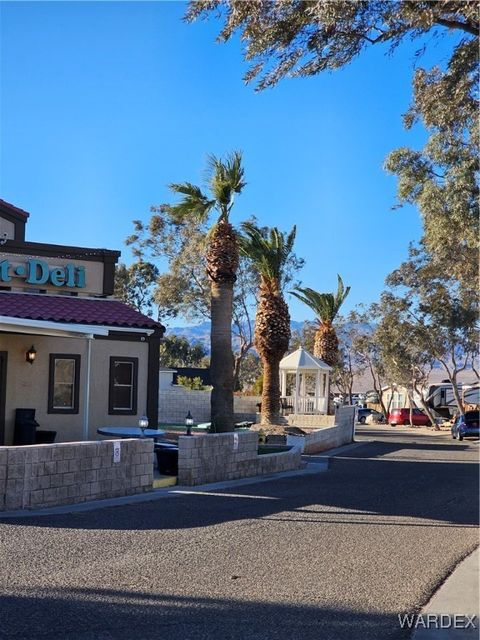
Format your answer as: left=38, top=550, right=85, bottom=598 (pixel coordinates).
left=187, top=1, right=479, bottom=293
left=331, top=316, right=367, bottom=400
left=127, top=214, right=210, bottom=323
left=385, top=34, right=479, bottom=292
left=291, top=275, right=351, bottom=325
left=159, top=335, right=208, bottom=368
left=239, top=221, right=298, bottom=292
left=206, top=152, right=246, bottom=216
left=114, top=261, right=159, bottom=316
left=251, top=373, right=263, bottom=396
left=186, top=2, right=478, bottom=90
left=289, top=321, right=316, bottom=353
left=383, top=242, right=478, bottom=411
left=162, top=150, right=245, bottom=224
left=236, top=353, right=262, bottom=392
left=176, top=376, right=207, bottom=391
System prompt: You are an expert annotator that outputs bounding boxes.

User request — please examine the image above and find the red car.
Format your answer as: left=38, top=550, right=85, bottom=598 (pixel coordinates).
left=388, top=408, right=431, bottom=426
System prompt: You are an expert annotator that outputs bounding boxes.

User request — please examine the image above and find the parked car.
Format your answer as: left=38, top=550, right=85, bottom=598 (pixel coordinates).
left=357, top=408, right=385, bottom=424
left=388, top=408, right=431, bottom=427
left=451, top=411, right=480, bottom=441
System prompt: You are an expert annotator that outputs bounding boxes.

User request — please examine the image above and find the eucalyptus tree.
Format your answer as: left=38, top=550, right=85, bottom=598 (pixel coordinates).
left=239, top=222, right=296, bottom=425
left=186, top=2, right=478, bottom=90
left=375, top=297, right=438, bottom=427
left=187, top=2, right=479, bottom=288
left=126, top=214, right=257, bottom=392
left=386, top=244, right=479, bottom=415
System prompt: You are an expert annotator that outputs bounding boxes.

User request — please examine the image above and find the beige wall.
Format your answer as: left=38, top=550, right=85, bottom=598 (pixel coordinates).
left=0, top=334, right=149, bottom=444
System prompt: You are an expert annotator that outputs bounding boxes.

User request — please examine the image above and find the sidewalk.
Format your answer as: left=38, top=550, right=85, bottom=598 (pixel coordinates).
left=412, top=548, right=479, bottom=639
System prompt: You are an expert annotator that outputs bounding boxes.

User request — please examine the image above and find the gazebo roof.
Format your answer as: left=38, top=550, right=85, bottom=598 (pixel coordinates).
left=280, top=347, right=331, bottom=371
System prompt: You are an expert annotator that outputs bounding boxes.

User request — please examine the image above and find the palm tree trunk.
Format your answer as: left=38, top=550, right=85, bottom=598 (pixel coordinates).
left=261, top=355, right=282, bottom=425
left=210, top=281, right=234, bottom=431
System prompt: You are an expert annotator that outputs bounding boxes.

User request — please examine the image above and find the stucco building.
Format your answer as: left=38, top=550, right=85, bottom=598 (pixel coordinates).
left=0, top=199, right=164, bottom=445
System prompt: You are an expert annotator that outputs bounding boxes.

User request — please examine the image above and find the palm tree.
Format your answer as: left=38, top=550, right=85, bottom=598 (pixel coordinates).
left=291, top=276, right=351, bottom=366
left=162, top=152, right=246, bottom=431
left=240, top=222, right=296, bottom=425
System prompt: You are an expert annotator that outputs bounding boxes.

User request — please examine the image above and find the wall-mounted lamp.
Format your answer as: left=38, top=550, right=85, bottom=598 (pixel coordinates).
left=26, top=346, right=37, bottom=365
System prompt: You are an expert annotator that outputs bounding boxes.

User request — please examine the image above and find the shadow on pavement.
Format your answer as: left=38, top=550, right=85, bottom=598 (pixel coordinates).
left=0, top=586, right=414, bottom=640
left=1, top=438, right=478, bottom=532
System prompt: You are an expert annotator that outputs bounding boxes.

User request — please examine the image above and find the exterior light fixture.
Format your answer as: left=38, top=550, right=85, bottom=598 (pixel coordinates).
left=138, top=414, right=149, bottom=436
left=185, top=411, right=194, bottom=436
left=26, top=346, right=37, bottom=364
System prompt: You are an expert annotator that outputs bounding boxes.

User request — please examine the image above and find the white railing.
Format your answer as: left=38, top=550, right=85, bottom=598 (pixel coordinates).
left=283, top=396, right=328, bottom=415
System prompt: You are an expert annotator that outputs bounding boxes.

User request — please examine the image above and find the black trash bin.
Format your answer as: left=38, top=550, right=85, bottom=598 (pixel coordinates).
left=155, top=443, right=179, bottom=476
left=13, top=408, right=39, bottom=445
left=35, top=430, right=57, bottom=444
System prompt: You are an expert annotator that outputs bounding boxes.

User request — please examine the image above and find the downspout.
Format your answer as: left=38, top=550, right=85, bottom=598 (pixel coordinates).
left=83, top=335, right=93, bottom=441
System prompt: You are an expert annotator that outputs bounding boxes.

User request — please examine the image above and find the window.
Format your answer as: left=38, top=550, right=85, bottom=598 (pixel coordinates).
left=48, top=354, right=81, bottom=414
left=109, top=357, right=138, bottom=415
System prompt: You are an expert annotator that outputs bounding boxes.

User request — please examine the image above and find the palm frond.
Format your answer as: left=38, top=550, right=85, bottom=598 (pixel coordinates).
left=291, top=275, right=350, bottom=323
left=334, top=274, right=351, bottom=316
left=206, top=151, right=246, bottom=217
left=165, top=182, right=216, bottom=223
left=240, top=222, right=296, bottom=287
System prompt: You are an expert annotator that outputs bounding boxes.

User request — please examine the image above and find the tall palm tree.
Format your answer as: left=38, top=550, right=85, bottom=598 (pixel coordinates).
left=240, top=222, right=296, bottom=425
left=291, top=275, right=351, bottom=366
left=162, top=152, right=246, bottom=431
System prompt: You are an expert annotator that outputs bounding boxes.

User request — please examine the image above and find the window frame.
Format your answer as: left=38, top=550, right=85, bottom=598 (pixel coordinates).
left=108, top=357, right=138, bottom=415
left=48, top=354, right=81, bottom=414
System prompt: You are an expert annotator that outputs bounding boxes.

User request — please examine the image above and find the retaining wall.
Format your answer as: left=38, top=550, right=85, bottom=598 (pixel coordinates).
left=0, top=439, right=153, bottom=511
left=177, top=431, right=302, bottom=486
left=287, top=414, right=336, bottom=428
left=286, top=406, right=356, bottom=454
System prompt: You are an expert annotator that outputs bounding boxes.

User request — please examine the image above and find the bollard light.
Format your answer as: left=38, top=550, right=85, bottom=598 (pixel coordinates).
left=138, top=415, right=149, bottom=436
left=185, top=411, right=194, bottom=436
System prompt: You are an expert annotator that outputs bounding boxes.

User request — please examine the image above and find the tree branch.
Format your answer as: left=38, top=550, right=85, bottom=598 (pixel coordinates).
left=434, top=17, right=479, bottom=36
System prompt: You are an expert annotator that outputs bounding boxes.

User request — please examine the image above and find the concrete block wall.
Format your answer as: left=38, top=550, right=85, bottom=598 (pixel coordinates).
left=287, top=414, right=336, bottom=428
left=286, top=406, right=356, bottom=454
left=159, top=387, right=211, bottom=423
left=158, top=387, right=261, bottom=424
left=177, top=431, right=302, bottom=486
left=0, top=439, right=153, bottom=511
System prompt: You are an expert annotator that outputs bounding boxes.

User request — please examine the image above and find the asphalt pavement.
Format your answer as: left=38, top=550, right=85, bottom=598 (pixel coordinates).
left=0, top=426, right=478, bottom=640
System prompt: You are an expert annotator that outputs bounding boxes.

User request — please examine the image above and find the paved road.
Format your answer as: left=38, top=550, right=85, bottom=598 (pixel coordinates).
left=0, top=427, right=478, bottom=640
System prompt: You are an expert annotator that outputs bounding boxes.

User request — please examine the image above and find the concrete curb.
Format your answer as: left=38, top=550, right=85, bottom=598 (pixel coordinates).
left=0, top=461, right=328, bottom=519
left=411, top=548, right=479, bottom=639
left=302, top=439, right=372, bottom=460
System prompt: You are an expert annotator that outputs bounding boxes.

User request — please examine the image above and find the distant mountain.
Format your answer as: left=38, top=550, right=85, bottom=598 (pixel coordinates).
left=165, top=320, right=307, bottom=354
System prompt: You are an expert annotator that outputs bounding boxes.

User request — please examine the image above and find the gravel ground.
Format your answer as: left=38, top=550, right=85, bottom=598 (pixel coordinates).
left=0, top=428, right=478, bottom=640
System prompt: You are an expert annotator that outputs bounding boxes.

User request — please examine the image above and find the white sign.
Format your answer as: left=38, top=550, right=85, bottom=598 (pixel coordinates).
left=113, top=441, right=121, bottom=463
left=233, top=433, right=239, bottom=451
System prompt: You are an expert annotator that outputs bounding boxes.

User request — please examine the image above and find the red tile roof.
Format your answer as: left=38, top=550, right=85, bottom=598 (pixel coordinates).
left=0, top=292, right=163, bottom=331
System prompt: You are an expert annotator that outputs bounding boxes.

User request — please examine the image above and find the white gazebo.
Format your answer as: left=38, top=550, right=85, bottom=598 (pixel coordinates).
left=280, top=347, right=331, bottom=415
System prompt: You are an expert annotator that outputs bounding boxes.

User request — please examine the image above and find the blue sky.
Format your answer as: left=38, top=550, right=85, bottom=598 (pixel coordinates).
left=0, top=1, right=458, bottom=325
